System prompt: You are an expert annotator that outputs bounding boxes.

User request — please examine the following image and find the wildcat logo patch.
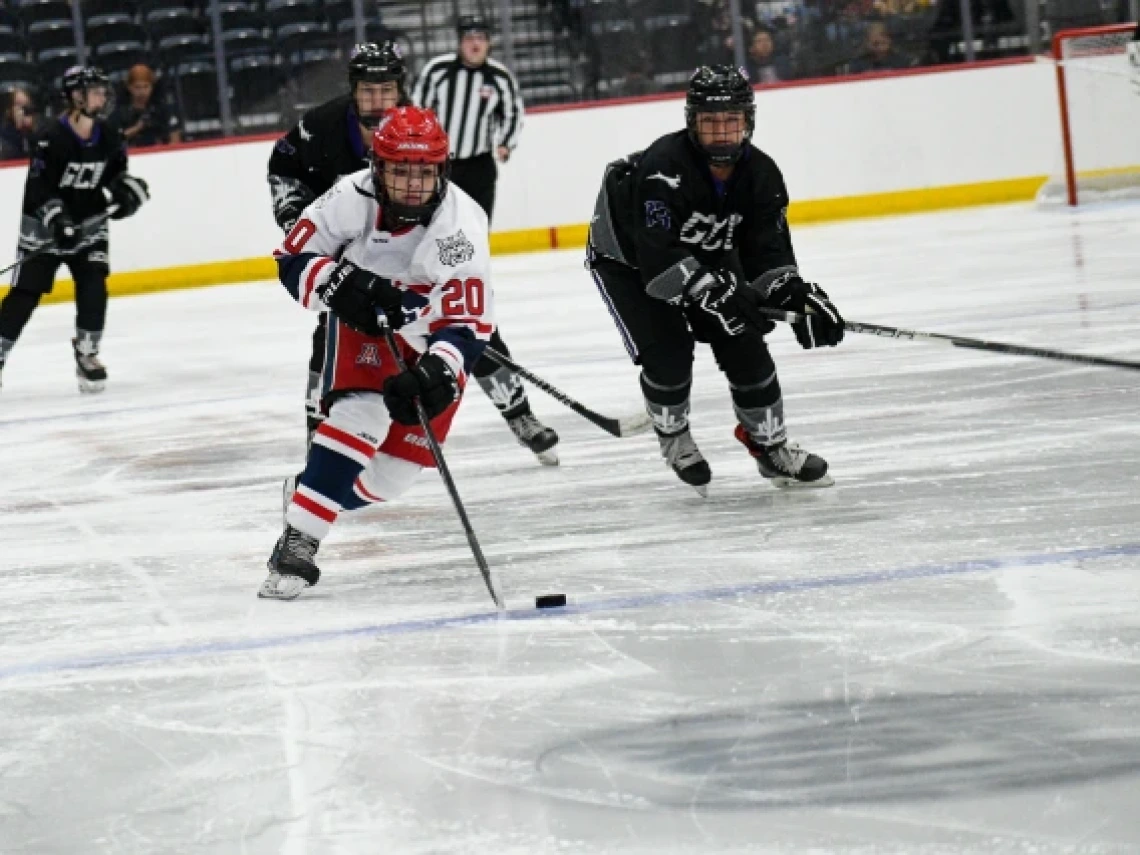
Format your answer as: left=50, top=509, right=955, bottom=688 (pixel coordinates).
left=437, top=230, right=475, bottom=267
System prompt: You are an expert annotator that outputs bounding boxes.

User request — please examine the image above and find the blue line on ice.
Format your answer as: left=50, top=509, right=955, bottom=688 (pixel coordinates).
left=2, top=542, right=1137, bottom=681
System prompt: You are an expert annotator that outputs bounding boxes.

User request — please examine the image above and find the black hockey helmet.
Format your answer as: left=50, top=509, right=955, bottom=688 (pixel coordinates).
left=456, top=14, right=491, bottom=39
left=348, top=41, right=407, bottom=127
left=61, top=65, right=111, bottom=119
left=685, top=65, right=756, bottom=165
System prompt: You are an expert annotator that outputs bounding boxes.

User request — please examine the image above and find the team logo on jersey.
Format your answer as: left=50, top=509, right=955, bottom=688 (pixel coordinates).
left=678, top=212, right=743, bottom=251
left=436, top=230, right=475, bottom=267
left=644, top=200, right=671, bottom=230
left=648, top=172, right=681, bottom=190
left=356, top=343, right=381, bottom=366
left=60, top=161, right=106, bottom=190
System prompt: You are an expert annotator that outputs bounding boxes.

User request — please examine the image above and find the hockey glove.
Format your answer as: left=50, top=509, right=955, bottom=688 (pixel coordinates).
left=41, top=202, right=78, bottom=253
left=108, top=174, right=150, bottom=219
left=679, top=267, right=752, bottom=340
left=383, top=353, right=459, bottom=425
left=317, top=259, right=384, bottom=336
left=372, top=276, right=409, bottom=332
left=760, top=268, right=844, bottom=349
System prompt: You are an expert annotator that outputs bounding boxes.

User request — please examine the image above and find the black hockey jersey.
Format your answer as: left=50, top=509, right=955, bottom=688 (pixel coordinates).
left=267, top=94, right=372, bottom=232
left=589, top=130, right=797, bottom=298
left=20, top=116, right=126, bottom=253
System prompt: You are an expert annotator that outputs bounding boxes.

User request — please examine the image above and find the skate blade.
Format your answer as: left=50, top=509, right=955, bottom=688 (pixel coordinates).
left=768, top=473, right=835, bottom=489
left=258, top=572, right=309, bottom=600
left=535, top=449, right=560, bottom=466
left=78, top=379, right=106, bottom=394
left=692, top=483, right=709, bottom=498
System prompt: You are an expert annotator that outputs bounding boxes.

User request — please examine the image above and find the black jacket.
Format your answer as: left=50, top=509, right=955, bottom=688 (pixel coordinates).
left=20, top=116, right=126, bottom=252
left=266, top=94, right=371, bottom=232
left=589, top=130, right=797, bottom=298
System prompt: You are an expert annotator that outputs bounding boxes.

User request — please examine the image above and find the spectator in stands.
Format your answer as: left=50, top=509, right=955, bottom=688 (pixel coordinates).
left=111, top=64, right=182, bottom=147
left=698, top=0, right=754, bottom=64
left=0, top=88, right=39, bottom=161
left=748, top=25, right=794, bottom=82
left=849, top=21, right=916, bottom=71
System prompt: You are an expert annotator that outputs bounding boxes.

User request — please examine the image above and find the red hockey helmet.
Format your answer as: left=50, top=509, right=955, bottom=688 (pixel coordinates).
left=370, top=106, right=451, bottom=227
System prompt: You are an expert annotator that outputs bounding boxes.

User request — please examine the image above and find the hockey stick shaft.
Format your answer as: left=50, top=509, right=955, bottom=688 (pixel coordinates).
left=381, top=323, right=504, bottom=610
left=0, top=208, right=118, bottom=280
left=756, top=306, right=1140, bottom=372
left=482, top=346, right=650, bottom=438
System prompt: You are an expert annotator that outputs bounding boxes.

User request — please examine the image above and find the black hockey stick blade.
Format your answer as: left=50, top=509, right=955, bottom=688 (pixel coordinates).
left=380, top=322, right=504, bottom=610
left=482, top=346, right=652, bottom=438
left=753, top=306, right=1140, bottom=372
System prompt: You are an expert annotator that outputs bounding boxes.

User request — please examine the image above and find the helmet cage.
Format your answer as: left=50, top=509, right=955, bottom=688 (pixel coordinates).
left=62, top=66, right=112, bottom=120
left=372, top=156, right=452, bottom=228
left=685, top=65, right=756, bottom=165
left=348, top=42, right=407, bottom=128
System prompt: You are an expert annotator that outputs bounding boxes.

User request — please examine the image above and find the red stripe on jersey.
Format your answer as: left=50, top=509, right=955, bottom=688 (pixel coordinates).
left=303, top=257, right=333, bottom=308
left=316, top=422, right=377, bottom=458
left=293, top=491, right=337, bottom=523
left=405, top=283, right=433, bottom=295
left=429, top=318, right=494, bottom=335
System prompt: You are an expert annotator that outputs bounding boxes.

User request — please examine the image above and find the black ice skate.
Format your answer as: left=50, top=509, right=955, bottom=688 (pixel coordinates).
left=72, top=336, right=106, bottom=394
left=260, top=524, right=321, bottom=600
left=657, top=428, right=711, bottom=496
left=507, top=413, right=560, bottom=466
left=734, top=425, right=834, bottom=488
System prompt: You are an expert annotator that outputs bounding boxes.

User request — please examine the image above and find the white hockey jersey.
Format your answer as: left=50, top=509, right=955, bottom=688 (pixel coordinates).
left=274, top=168, right=495, bottom=378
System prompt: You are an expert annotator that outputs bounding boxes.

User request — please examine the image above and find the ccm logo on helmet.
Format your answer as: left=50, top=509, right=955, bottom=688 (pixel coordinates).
left=398, top=142, right=430, bottom=150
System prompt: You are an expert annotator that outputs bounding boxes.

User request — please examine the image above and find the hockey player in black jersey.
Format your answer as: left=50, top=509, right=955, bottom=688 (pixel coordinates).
left=268, top=41, right=409, bottom=443
left=587, top=65, right=844, bottom=494
left=0, top=66, right=149, bottom=393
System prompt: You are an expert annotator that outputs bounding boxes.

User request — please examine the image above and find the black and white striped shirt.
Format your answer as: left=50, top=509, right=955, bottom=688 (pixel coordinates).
left=412, top=54, right=524, bottom=161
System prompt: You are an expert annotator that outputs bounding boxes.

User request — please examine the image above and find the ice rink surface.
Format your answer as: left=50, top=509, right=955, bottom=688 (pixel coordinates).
left=1, top=202, right=1139, bottom=854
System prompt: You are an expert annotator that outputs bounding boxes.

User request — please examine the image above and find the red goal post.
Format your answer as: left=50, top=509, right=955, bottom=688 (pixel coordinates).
left=1041, top=23, right=1139, bottom=206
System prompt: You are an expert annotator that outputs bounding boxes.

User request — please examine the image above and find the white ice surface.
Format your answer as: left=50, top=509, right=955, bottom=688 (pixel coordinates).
left=1, top=203, right=1139, bottom=855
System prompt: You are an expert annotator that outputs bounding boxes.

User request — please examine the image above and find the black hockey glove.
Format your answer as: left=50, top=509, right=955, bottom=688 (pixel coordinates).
left=383, top=353, right=459, bottom=425
left=679, top=267, right=753, bottom=341
left=41, top=202, right=78, bottom=253
left=760, top=267, right=844, bottom=349
left=317, top=259, right=384, bottom=336
left=107, top=174, right=150, bottom=219
left=371, top=276, right=409, bottom=332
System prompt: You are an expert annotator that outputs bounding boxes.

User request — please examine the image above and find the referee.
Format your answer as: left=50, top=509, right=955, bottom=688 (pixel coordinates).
left=413, top=14, right=560, bottom=466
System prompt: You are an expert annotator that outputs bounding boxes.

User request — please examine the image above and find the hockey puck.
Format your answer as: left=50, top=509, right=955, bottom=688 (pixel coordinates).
left=535, top=594, right=567, bottom=609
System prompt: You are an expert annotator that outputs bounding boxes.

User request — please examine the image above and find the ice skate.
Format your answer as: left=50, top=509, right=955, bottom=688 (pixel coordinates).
left=507, top=412, right=560, bottom=466
left=259, top=524, right=321, bottom=600
left=72, top=336, right=106, bottom=394
left=734, top=424, right=833, bottom=488
left=657, top=428, right=711, bottom=496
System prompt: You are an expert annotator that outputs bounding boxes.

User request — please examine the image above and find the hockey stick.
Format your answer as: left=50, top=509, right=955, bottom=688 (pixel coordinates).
left=0, top=208, right=119, bottom=280
left=754, top=306, right=1140, bottom=372
left=380, top=320, right=504, bottom=610
left=482, top=346, right=652, bottom=438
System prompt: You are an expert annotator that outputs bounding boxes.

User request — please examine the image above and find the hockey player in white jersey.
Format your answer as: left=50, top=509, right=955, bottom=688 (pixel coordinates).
left=261, top=106, right=494, bottom=600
